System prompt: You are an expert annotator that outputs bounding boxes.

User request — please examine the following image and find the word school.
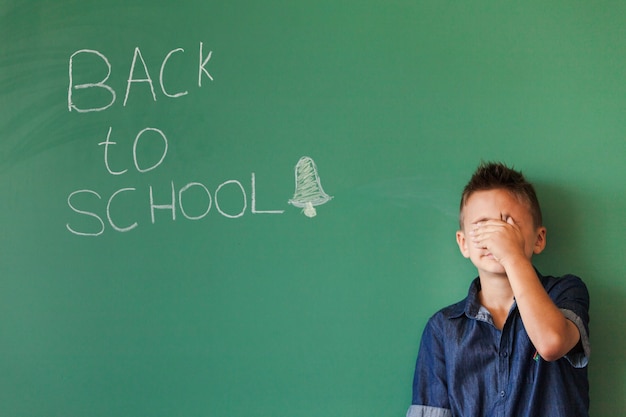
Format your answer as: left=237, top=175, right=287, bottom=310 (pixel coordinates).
left=66, top=172, right=285, bottom=237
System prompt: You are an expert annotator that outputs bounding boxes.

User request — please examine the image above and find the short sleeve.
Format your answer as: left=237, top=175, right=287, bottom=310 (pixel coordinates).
left=409, top=316, right=451, bottom=412
left=549, top=275, right=591, bottom=367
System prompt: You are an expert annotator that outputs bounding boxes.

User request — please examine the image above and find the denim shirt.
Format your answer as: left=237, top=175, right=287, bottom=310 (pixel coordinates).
left=407, top=272, right=590, bottom=417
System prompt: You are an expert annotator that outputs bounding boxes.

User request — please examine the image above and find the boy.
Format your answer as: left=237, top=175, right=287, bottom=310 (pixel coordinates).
left=407, top=162, right=590, bottom=417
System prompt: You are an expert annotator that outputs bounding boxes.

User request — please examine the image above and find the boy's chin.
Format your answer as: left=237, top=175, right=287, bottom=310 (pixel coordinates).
left=472, top=258, right=507, bottom=276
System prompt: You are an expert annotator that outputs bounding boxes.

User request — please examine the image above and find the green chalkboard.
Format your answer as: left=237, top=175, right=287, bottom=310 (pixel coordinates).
left=1, top=1, right=625, bottom=416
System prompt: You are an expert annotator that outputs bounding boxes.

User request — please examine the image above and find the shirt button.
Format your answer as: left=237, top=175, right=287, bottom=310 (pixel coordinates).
left=500, top=391, right=506, bottom=397
left=501, top=351, right=508, bottom=357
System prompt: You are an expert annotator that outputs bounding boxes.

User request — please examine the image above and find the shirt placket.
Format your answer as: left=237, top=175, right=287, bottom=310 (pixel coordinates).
left=495, top=319, right=512, bottom=417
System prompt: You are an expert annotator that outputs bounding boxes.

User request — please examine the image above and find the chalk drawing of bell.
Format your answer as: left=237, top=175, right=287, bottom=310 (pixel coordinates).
left=288, top=156, right=333, bottom=218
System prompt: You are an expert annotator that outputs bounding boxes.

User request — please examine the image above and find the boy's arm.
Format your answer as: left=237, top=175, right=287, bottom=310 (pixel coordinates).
left=471, top=217, right=582, bottom=361
left=500, top=255, right=581, bottom=361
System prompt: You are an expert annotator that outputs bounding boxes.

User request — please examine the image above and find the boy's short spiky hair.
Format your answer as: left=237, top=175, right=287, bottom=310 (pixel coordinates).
left=459, top=162, right=543, bottom=229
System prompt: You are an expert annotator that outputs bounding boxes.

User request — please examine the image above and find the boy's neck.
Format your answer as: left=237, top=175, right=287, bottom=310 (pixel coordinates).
left=478, top=273, right=515, bottom=328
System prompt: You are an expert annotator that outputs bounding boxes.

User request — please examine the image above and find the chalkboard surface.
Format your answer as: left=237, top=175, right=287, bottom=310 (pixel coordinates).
left=1, top=2, right=625, bottom=416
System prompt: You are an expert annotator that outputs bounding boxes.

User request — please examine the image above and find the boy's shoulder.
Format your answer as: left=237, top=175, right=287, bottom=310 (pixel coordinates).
left=423, top=295, right=473, bottom=336
left=427, top=295, right=473, bottom=328
left=433, top=277, right=480, bottom=321
left=541, top=273, right=586, bottom=290
left=438, top=297, right=469, bottom=319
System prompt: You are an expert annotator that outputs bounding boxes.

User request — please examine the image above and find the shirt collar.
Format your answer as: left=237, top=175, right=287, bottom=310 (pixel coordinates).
left=446, top=269, right=546, bottom=321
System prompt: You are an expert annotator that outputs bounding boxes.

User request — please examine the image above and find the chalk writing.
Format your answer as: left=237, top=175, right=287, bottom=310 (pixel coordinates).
left=66, top=173, right=285, bottom=236
left=99, top=126, right=168, bottom=175
left=68, top=42, right=212, bottom=112
left=65, top=42, right=328, bottom=236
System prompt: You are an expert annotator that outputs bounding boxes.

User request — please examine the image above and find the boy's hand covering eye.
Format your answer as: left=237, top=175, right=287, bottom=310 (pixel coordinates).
left=469, top=217, right=526, bottom=264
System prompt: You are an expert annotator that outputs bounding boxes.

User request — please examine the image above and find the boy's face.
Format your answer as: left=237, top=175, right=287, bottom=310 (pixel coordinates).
left=456, top=188, right=546, bottom=278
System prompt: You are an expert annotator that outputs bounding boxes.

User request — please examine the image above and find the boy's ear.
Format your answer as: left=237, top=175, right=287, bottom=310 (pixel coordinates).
left=533, top=226, right=547, bottom=255
left=456, top=230, right=470, bottom=258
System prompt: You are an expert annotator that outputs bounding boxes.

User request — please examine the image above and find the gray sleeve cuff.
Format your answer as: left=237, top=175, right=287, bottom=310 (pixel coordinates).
left=561, top=308, right=591, bottom=368
left=406, top=405, right=452, bottom=417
